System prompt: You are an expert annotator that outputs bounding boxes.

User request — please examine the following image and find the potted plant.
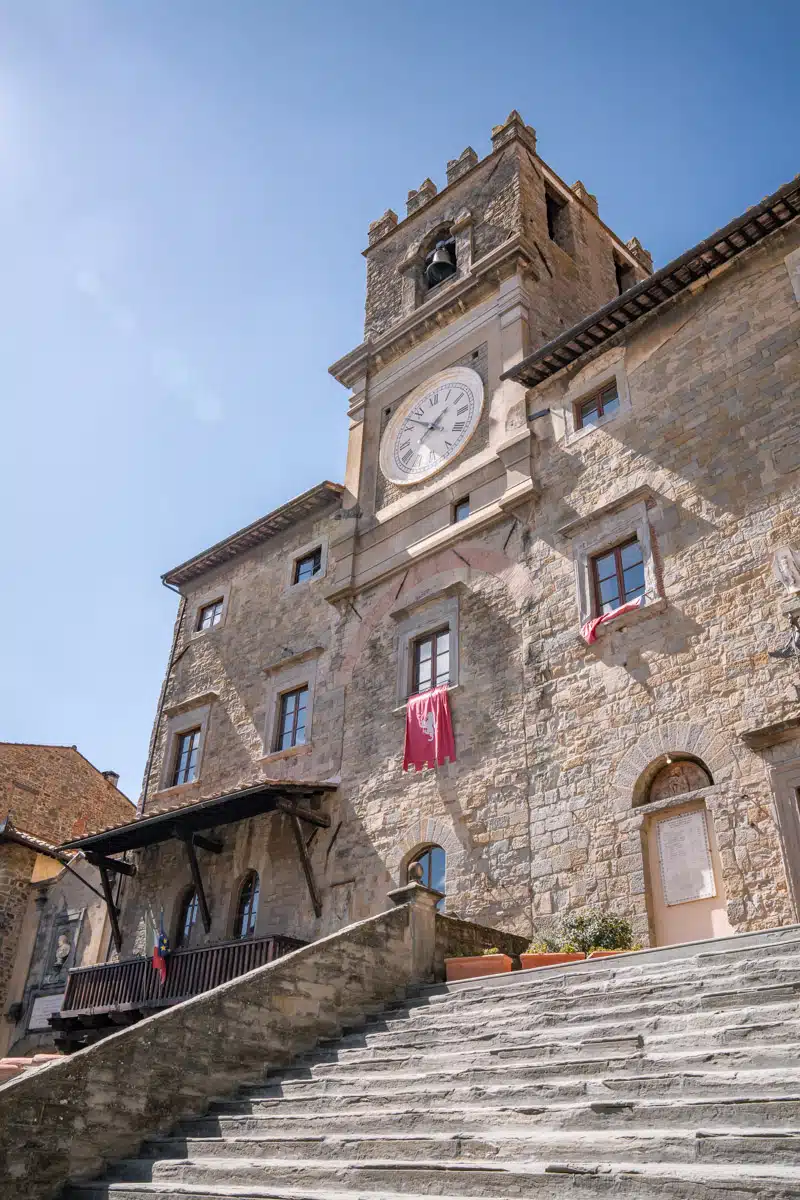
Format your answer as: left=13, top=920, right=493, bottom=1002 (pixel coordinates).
left=559, top=911, right=636, bottom=958
left=520, top=940, right=585, bottom=970
left=444, top=946, right=514, bottom=982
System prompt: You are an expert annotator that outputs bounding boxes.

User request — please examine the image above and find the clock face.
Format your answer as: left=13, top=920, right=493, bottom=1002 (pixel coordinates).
left=379, top=367, right=484, bottom=486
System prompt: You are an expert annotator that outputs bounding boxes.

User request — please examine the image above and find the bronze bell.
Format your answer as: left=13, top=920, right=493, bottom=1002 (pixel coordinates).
left=425, top=241, right=456, bottom=288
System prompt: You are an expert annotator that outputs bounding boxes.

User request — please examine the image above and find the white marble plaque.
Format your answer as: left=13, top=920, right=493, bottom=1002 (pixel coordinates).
left=772, top=547, right=800, bottom=594
left=656, top=810, right=716, bottom=906
left=28, top=992, right=66, bottom=1031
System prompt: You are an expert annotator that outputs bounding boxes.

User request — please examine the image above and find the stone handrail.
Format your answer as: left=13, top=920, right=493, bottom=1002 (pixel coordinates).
left=0, top=887, right=440, bottom=1199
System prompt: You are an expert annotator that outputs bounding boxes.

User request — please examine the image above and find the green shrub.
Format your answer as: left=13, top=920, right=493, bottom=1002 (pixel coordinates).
left=558, top=911, right=634, bottom=954
left=481, top=946, right=501, bottom=956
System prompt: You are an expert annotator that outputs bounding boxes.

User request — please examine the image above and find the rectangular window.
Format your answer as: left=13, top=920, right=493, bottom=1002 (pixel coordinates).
left=172, top=728, right=201, bottom=787
left=576, top=382, right=620, bottom=430
left=591, top=538, right=645, bottom=615
left=196, top=598, right=224, bottom=631
left=412, top=628, right=450, bottom=694
left=275, top=685, right=309, bottom=751
left=614, top=255, right=636, bottom=296
left=546, top=191, right=564, bottom=242
left=453, top=497, right=470, bottom=523
left=293, top=547, right=322, bottom=584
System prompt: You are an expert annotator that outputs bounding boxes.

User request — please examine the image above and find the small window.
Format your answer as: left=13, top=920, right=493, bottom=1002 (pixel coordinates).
left=234, top=871, right=260, bottom=939
left=545, top=189, right=571, bottom=251
left=175, top=888, right=199, bottom=949
left=275, top=685, right=309, bottom=751
left=196, top=598, right=224, bottom=631
left=614, top=254, right=636, bottom=296
left=412, top=628, right=450, bottom=694
left=591, top=537, right=645, bottom=615
left=171, top=728, right=201, bottom=787
left=453, top=497, right=470, bottom=523
left=575, top=382, right=620, bottom=430
left=424, top=234, right=457, bottom=290
left=408, top=844, right=446, bottom=909
left=293, top=547, right=322, bottom=585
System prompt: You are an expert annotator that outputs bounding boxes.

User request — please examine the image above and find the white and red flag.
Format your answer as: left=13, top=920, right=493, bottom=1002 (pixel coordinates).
left=403, top=685, right=456, bottom=772
left=580, top=595, right=645, bottom=645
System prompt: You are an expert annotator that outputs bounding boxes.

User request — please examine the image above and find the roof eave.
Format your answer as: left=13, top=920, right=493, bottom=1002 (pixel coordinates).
left=503, top=174, right=800, bottom=389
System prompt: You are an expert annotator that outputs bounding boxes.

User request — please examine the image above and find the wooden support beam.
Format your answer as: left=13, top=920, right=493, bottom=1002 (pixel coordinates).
left=290, top=814, right=322, bottom=918
left=97, top=861, right=123, bottom=954
left=178, top=832, right=212, bottom=933
left=85, top=853, right=136, bottom=877
left=192, top=833, right=223, bottom=854
left=275, top=798, right=331, bottom=829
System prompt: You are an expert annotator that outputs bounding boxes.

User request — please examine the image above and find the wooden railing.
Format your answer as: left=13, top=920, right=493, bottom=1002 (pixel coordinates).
left=58, top=934, right=306, bottom=1019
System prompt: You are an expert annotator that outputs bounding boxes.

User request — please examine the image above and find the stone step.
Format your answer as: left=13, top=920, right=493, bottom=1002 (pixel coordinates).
left=66, top=1156, right=800, bottom=1199
left=224, top=1068, right=800, bottom=1113
left=283, top=1039, right=800, bottom=1085
left=299, top=1016, right=800, bottom=1068
left=139, top=1125, right=800, bottom=1167
left=187, top=1094, right=800, bottom=1136
left=315, top=995, right=800, bottom=1053
left=353, top=980, right=800, bottom=1040
left=406, top=955, right=800, bottom=1019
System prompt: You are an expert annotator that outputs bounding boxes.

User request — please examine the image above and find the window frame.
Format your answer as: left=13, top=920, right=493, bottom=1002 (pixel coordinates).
left=175, top=888, right=199, bottom=949
left=273, top=684, right=310, bottom=753
left=233, top=871, right=260, bottom=940
left=287, top=537, right=329, bottom=591
left=411, top=627, right=451, bottom=695
left=170, top=727, right=202, bottom=788
left=394, top=593, right=460, bottom=707
left=559, top=357, right=631, bottom=445
left=293, top=547, right=322, bottom=585
left=196, top=597, right=225, bottom=632
left=590, top=536, right=646, bottom=616
left=190, top=589, right=230, bottom=639
left=262, top=654, right=320, bottom=760
left=566, top=488, right=663, bottom=637
left=453, top=496, right=470, bottom=524
left=574, top=381, right=621, bottom=430
left=157, top=698, right=215, bottom=795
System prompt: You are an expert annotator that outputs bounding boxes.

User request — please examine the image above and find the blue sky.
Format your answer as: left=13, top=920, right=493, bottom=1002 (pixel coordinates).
left=1, top=1, right=797, bottom=801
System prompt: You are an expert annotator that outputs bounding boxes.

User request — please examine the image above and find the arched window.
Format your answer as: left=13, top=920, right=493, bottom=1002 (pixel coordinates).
left=423, top=232, right=457, bottom=291
left=234, top=871, right=260, bottom=940
left=175, top=888, right=199, bottom=949
left=408, top=844, right=446, bottom=909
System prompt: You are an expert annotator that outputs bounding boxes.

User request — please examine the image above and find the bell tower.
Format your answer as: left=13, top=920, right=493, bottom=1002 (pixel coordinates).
left=326, top=112, right=652, bottom=603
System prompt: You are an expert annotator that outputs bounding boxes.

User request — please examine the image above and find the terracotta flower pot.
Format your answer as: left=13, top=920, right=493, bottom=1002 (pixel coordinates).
left=520, top=951, right=585, bottom=969
left=445, top=954, right=513, bottom=982
left=587, top=949, right=628, bottom=958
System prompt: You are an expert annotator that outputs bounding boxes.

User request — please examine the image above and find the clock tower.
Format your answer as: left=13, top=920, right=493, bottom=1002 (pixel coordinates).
left=326, top=111, right=651, bottom=602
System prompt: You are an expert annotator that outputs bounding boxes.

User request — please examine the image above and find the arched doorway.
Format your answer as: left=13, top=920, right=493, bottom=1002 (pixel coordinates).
left=637, top=757, right=732, bottom=946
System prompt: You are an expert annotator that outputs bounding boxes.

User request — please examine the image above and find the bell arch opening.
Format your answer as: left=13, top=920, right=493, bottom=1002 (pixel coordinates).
left=422, top=226, right=457, bottom=291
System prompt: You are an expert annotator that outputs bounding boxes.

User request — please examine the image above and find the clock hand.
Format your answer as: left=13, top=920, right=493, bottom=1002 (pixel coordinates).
left=420, top=408, right=449, bottom=440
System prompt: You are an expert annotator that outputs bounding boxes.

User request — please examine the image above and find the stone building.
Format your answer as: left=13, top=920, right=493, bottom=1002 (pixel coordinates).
left=0, top=744, right=134, bottom=1054
left=59, top=113, right=800, bottom=1036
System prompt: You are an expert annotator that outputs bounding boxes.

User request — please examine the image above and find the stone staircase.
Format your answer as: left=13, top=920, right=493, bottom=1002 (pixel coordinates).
left=64, top=926, right=800, bottom=1199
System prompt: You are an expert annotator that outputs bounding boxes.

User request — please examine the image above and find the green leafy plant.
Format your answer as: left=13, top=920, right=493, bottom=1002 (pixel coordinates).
left=558, top=911, right=634, bottom=954
left=481, top=946, right=501, bottom=956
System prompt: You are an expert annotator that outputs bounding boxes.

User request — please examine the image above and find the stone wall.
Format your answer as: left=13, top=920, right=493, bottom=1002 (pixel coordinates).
left=0, top=897, right=439, bottom=1200
left=0, top=844, right=34, bottom=1018
left=0, top=745, right=133, bottom=843
left=434, top=913, right=529, bottom=978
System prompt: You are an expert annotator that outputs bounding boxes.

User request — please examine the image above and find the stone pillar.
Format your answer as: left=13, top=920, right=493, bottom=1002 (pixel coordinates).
left=386, top=881, right=444, bottom=984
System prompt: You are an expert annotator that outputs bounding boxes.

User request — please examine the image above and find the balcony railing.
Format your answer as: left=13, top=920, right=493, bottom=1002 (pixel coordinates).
left=52, top=933, right=305, bottom=1049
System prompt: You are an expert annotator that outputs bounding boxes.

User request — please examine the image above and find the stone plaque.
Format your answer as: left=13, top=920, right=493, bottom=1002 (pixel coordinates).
left=656, top=810, right=716, bottom=906
left=28, top=992, right=66, bottom=1031
left=772, top=547, right=800, bottom=594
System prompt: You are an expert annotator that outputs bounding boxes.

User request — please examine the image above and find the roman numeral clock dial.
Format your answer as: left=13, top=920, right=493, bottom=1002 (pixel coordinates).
left=379, top=366, right=484, bottom=486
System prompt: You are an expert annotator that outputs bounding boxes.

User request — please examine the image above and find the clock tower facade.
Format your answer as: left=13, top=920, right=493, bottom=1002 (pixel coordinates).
left=327, top=111, right=650, bottom=603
